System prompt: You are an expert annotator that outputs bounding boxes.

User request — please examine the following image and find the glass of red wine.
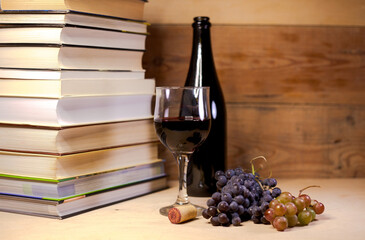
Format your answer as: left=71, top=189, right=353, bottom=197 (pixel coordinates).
left=154, top=86, right=211, bottom=216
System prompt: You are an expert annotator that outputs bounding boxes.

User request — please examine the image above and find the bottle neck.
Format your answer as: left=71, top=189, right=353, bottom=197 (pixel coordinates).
left=186, top=22, right=217, bottom=87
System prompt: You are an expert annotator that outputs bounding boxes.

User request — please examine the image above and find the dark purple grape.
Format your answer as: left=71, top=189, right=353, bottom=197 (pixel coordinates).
left=207, top=206, right=217, bottom=217
left=217, top=175, right=227, bottom=187
left=234, top=168, right=244, bottom=176
left=231, top=212, right=239, bottom=219
left=218, top=213, right=229, bottom=224
left=267, top=178, right=277, bottom=188
left=263, top=194, right=273, bottom=203
left=248, top=206, right=254, bottom=215
left=244, top=180, right=251, bottom=189
left=243, top=188, right=250, bottom=198
left=260, top=216, right=270, bottom=224
left=232, top=217, right=241, bottom=226
left=260, top=202, right=270, bottom=214
left=253, top=206, right=262, bottom=217
left=230, top=185, right=239, bottom=196
left=237, top=205, right=245, bottom=215
left=238, top=174, right=246, bottom=181
left=202, top=209, right=210, bottom=219
left=215, top=170, right=225, bottom=180
left=211, top=192, right=221, bottom=202
left=251, top=215, right=261, bottom=224
left=272, top=187, right=281, bottom=198
left=221, top=193, right=232, bottom=203
left=229, top=201, right=239, bottom=212
left=234, top=195, right=244, bottom=205
left=221, top=186, right=233, bottom=196
left=225, top=169, right=235, bottom=179
left=217, top=201, right=229, bottom=212
left=243, top=198, right=250, bottom=208
left=263, top=190, right=271, bottom=196
left=210, top=216, right=220, bottom=226
left=206, top=198, right=216, bottom=207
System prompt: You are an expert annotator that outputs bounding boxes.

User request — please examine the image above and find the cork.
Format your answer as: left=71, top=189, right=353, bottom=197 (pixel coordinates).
left=168, top=204, right=197, bottom=224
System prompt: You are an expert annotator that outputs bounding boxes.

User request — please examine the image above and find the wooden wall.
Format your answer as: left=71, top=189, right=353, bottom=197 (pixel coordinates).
left=142, top=1, right=365, bottom=178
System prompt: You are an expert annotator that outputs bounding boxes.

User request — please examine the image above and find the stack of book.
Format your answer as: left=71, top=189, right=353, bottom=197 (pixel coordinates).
left=0, top=0, right=167, bottom=219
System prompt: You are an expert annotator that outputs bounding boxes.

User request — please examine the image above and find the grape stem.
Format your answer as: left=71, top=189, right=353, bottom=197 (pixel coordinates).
left=298, top=185, right=321, bottom=196
left=250, top=155, right=273, bottom=191
left=250, top=155, right=272, bottom=178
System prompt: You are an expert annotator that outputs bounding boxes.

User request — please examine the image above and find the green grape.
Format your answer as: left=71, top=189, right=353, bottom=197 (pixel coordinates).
left=273, top=216, right=288, bottom=231
left=277, top=192, right=293, bottom=204
left=264, top=208, right=276, bottom=223
left=285, top=202, right=297, bottom=216
left=293, top=197, right=306, bottom=212
left=299, top=194, right=311, bottom=208
left=298, top=210, right=312, bottom=225
left=286, top=215, right=298, bottom=227
left=269, top=199, right=280, bottom=209
left=273, top=203, right=286, bottom=216
left=307, top=207, right=316, bottom=221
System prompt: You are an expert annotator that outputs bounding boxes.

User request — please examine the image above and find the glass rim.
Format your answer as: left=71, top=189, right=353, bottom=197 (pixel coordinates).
left=156, top=86, right=210, bottom=90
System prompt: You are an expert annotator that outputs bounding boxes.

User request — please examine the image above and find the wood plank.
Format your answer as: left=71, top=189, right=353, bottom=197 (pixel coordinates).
left=145, top=0, right=365, bottom=26
left=227, top=103, right=365, bottom=178
left=143, top=25, right=365, bottom=105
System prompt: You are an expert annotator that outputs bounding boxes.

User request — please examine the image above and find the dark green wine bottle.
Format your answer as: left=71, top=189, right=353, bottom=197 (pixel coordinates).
left=185, top=16, right=226, bottom=196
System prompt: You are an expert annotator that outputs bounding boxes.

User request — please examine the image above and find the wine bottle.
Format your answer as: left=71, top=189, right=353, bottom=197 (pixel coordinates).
left=185, top=16, right=226, bottom=196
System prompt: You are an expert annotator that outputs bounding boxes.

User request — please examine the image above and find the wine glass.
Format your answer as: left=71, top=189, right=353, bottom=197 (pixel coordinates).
left=154, top=86, right=211, bottom=216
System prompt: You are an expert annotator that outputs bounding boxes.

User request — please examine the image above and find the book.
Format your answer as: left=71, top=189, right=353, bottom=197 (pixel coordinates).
left=0, top=143, right=159, bottom=180
left=0, top=11, right=148, bottom=34
left=0, top=176, right=167, bottom=219
left=0, top=0, right=147, bottom=21
left=0, top=94, right=154, bottom=127
left=0, top=119, right=157, bottom=154
left=0, top=160, right=165, bottom=200
left=0, top=78, right=155, bottom=98
left=0, top=68, right=145, bottom=80
left=0, top=26, right=147, bottom=50
left=0, top=45, right=144, bottom=70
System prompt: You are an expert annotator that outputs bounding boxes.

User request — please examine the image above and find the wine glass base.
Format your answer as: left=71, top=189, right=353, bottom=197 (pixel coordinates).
left=159, top=203, right=205, bottom=216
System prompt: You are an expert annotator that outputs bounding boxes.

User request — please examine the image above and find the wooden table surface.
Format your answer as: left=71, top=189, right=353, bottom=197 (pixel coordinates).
left=0, top=178, right=364, bottom=240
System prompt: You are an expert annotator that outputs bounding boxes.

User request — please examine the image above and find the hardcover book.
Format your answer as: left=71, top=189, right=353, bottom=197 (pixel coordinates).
left=0, top=78, right=155, bottom=98
left=0, top=26, right=147, bottom=50
left=0, top=94, right=154, bottom=127
left=0, top=11, right=148, bottom=33
left=0, top=45, right=144, bottom=70
left=0, top=0, right=147, bottom=21
left=0, top=177, right=167, bottom=219
left=0, top=160, right=165, bottom=200
left=0, top=119, right=157, bottom=154
left=0, top=143, right=159, bottom=180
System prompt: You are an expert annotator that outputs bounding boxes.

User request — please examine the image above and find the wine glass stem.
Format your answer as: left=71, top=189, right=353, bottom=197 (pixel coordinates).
left=175, top=153, right=190, bottom=205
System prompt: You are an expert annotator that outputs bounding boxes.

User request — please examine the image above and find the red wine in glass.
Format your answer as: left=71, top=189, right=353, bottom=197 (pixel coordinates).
left=154, top=117, right=210, bottom=153
left=154, top=86, right=211, bottom=216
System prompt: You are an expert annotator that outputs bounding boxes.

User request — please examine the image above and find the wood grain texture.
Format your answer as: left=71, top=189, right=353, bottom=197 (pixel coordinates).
left=145, top=0, right=365, bottom=26
left=143, top=24, right=365, bottom=178
left=227, top=103, right=365, bottom=178
left=144, top=25, right=365, bottom=105
left=1, top=179, right=365, bottom=239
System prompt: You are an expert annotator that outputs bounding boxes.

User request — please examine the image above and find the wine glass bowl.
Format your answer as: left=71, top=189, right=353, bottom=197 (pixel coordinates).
left=154, top=87, right=211, bottom=216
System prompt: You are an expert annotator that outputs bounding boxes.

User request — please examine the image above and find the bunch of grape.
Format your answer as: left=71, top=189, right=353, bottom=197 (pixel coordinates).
left=264, top=192, right=325, bottom=231
left=202, top=168, right=281, bottom=226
